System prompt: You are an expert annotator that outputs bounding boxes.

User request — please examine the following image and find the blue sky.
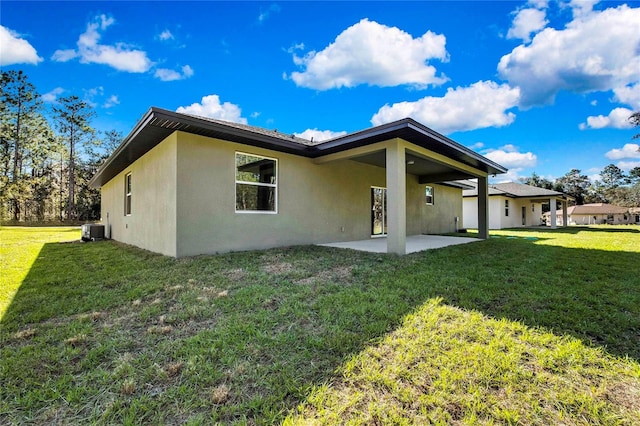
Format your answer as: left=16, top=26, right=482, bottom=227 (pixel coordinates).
left=2, top=1, right=639, bottom=182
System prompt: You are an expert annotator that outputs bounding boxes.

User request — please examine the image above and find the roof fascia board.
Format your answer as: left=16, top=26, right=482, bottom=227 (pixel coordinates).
left=152, top=108, right=315, bottom=155
left=316, top=118, right=506, bottom=174
left=89, top=108, right=156, bottom=187
left=405, top=120, right=506, bottom=174
left=91, top=110, right=508, bottom=188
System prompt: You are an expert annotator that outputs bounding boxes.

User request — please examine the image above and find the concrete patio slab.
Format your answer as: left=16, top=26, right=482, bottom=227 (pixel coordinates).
left=318, top=234, right=480, bottom=254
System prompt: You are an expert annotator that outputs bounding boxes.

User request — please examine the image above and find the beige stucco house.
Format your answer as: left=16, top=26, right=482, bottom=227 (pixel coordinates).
left=89, top=108, right=506, bottom=257
left=463, top=181, right=571, bottom=229
left=545, top=203, right=634, bottom=226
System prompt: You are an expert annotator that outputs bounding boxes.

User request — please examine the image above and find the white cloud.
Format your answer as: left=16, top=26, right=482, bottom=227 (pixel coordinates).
left=158, top=30, right=174, bottom=41
left=468, top=142, right=485, bottom=151
left=507, top=8, right=548, bottom=42
left=51, top=49, right=77, bottom=62
left=587, top=172, right=602, bottom=183
left=41, top=87, right=64, bottom=103
left=104, top=95, right=120, bottom=108
left=492, top=169, right=525, bottom=183
left=605, top=143, right=640, bottom=160
left=52, top=14, right=153, bottom=73
left=568, top=0, right=599, bottom=18
left=154, top=65, right=194, bottom=81
left=613, top=83, right=640, bottom=110
left=286, top=43, right=305, bottom=54
left=294, top=129, right=347, bottom=142
left=0, top=25, right=42, bottom=65
left=371, top=81, right=520, bottom=134
left=288, top=18, right=448, bottom=90
left=580, top=107, right=634, bottom=129
left=176, top=95, right=247, bottom=124
left=617, top=160, right=640, bottom=170
left=258, top=4, right=281, bottom=23
left=83, top=86, right=104, bottom=107
left=528, top=0, right=549, bottom=9
left=483, top=144, right=538, bottom=169
left=498, top=4, right=640, bottom=107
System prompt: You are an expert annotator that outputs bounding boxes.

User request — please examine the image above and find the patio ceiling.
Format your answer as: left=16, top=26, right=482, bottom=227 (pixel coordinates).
left=349, top=150, right=479, bottom=184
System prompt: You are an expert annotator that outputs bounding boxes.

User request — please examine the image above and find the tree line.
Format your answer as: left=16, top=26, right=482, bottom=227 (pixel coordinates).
left=522, top=112, right=640, bottom=207
left=520, top=165, right=640, bottom=207
left=1, top=71, right=639, bottom=224
left=1, top=70, right=121, bottom=223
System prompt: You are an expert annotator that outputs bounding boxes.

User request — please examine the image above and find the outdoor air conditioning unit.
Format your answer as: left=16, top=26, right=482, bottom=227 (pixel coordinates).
left=81, top=224, right=105, bottom=241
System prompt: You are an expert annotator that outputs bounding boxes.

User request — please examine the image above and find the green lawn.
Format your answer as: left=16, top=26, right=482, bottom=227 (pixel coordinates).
left=1, top=226, right=639, bottom=425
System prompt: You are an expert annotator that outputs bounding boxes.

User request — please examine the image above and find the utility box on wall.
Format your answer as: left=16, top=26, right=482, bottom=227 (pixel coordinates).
left=81, top=224, right=105, bottom=241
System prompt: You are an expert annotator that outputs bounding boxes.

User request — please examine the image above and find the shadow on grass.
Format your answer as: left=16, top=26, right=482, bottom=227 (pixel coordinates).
left=2, top=235, right=639, bottom=424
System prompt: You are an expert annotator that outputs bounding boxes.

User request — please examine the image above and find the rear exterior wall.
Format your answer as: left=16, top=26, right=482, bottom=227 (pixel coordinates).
left=101, top=131, right=463, bottom=257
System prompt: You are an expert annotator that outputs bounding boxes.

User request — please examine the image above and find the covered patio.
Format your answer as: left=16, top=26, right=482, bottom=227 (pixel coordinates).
left=318, top=234, right=481, bottom=254
left=313, top=120, right=507, bottom=254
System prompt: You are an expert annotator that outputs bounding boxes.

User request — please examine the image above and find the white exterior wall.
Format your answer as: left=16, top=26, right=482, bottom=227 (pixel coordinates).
left=463, top=196, right=544, bottom=229
left=568, top=213, right=631, bottom=225
left=462, top=197, right=478, bottom=229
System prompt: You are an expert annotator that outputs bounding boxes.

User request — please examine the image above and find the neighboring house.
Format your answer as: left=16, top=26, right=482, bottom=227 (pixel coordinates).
left=462, top=181, right=572, bottom=229
left=545, top=203, right=633, bottom=226
left=89, top=108, right=506, bottom=257
left=631, top=207, right=640, bottom=224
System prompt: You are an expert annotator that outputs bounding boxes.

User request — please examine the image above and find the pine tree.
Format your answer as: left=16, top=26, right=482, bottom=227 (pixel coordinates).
left=53, top=96, right=96, bottom=220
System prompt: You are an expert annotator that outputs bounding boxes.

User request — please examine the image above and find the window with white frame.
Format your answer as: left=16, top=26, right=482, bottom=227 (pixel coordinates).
left=425, top=186, right=434, bottom=205
left=505, top=199, right=509, bottom=217
left=124, top=172, right=132, bottom=216
left=235, top=152, right=277, bottom=212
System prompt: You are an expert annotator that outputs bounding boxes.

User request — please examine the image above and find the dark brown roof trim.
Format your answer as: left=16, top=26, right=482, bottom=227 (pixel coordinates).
left=90, top=107, right=508, bottom=188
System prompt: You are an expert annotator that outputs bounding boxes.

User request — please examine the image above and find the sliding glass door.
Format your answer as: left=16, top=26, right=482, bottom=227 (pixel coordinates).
left=371, top=187, right=387, bottom=236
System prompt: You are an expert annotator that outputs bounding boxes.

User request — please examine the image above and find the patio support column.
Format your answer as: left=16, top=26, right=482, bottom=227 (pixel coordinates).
left=477, top=176, right=489, bottom=239
left=562, top=200, right=568, bottom=227
left=386, top=141, right=406, bottom=255
left=550, top=198, right=557, bottom=229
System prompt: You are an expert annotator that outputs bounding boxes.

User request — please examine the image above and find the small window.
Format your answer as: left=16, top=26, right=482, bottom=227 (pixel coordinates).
left=505, top=199, right=509, bottom=217
left=124, top=172, right=132, bottom=216
left=425, top=186, right=434, bottom=205
left=235, top=152, right=277, bottom=213
left=531, top=204, right=535, bottom=212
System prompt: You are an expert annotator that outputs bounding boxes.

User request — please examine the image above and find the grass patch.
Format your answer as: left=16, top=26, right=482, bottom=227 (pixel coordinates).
left=1, top=225, right=639, bottom=424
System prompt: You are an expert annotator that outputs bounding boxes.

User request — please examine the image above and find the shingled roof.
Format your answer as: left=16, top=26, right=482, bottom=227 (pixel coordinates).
left=89, top=107, right=507, bottom=188
left=564, top=203, right=630, bottom=215
left=463, top=181, right=568, bottom=199
left=183, top=113, right=318, bottom=146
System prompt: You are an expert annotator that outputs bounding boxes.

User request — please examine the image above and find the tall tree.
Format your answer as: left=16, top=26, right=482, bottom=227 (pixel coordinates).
left=53, top=96, right=95, bottom=220
left=630, top=112, right=639, bottom=140
left=75, top=129, right=122, bottom=221
left=628, top=167, right=640, bottom=185
left=519, top=172, right=557, bottom=190
left=600, top=163, right=626, bottom=190
left=556, top=169, right=590, bottom=205
left=0, top=70, right=55, bottom=221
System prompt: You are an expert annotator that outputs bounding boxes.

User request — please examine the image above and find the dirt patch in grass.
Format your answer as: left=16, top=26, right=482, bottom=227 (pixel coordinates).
left=605, top=379, right=640, bottom=412
left=12, top=328, right=37, bottom=340
left=262, top=261, right=297, bottom=275
left=296, top=265, right=354, bottom=285
left=224, top=268, right=247, bottom=281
